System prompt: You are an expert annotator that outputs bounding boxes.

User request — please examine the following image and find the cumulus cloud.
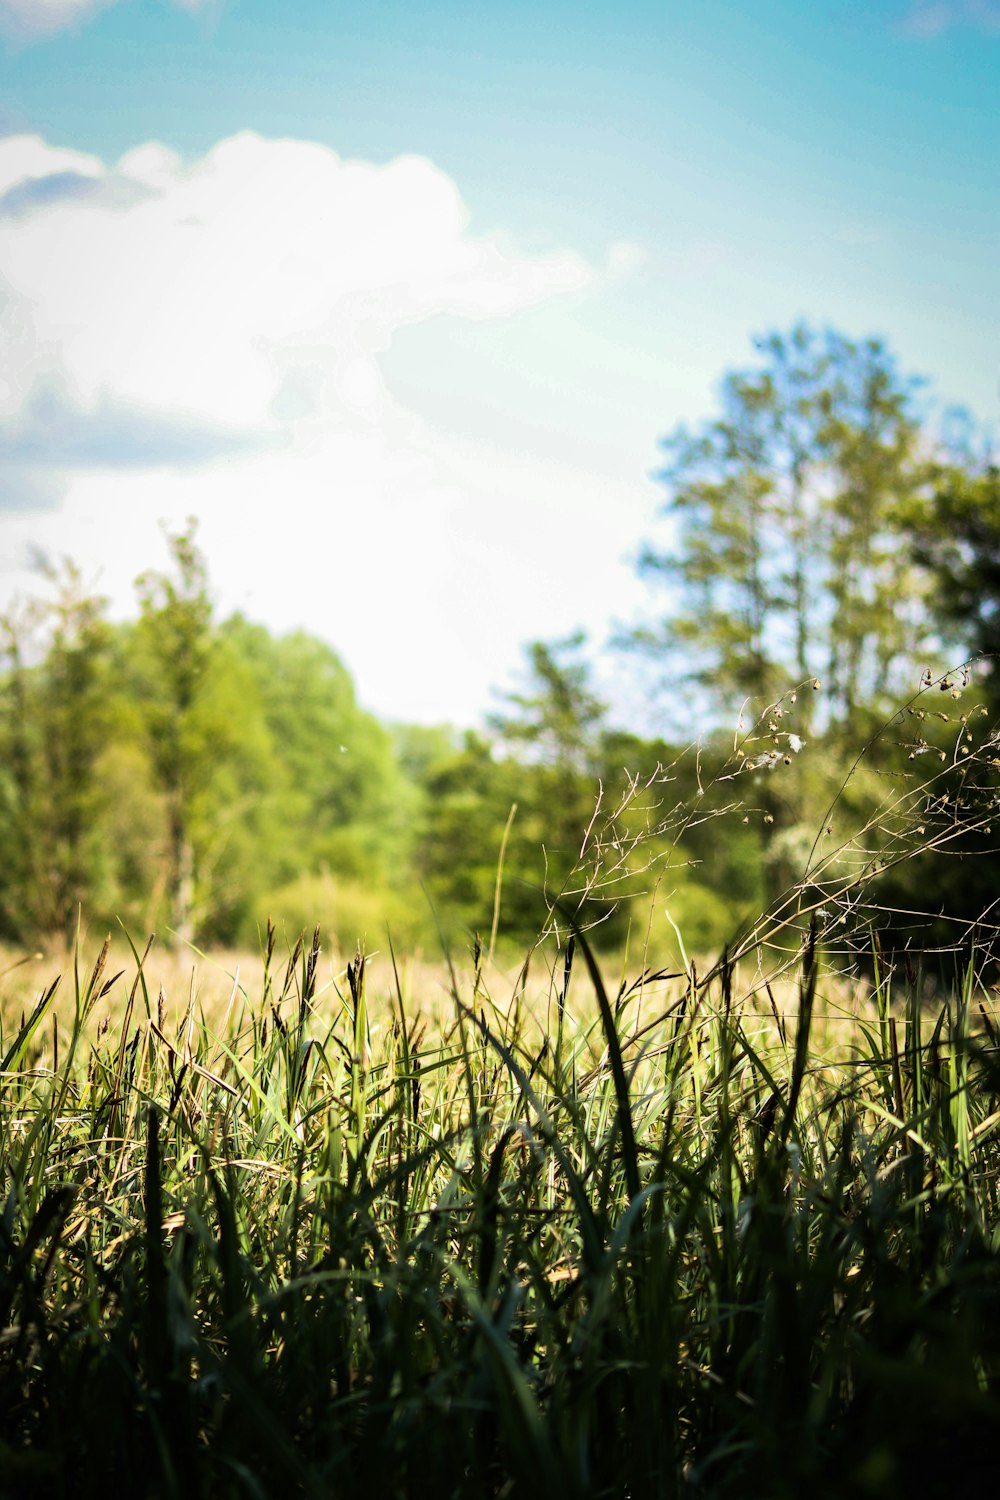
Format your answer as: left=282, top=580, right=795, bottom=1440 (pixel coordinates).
left=0, top=0, right=210, bottom=41
left=901, top=0, right=1000, bottom=34
left=0, top=128, right=638, bottom=722
left=0, top=135, right=103, bottom=194
left=0, top=130, right=593, bottom=459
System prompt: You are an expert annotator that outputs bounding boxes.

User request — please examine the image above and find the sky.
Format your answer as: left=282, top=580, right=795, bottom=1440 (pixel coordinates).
left=0, top=0, right=997, bottom=728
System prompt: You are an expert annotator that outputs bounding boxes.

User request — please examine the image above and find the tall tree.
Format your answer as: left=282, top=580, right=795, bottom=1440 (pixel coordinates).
left=0, top=601, right=49, bottom=939
left=0, top=566, right=115, bottom=940
left=219, top=617, right=416, bottom=882
left=415, top=730, right=526, bottom=939
left=489, top=631, right=605, bottom=778
left=131, top=521, right=212, bottom=944
left=632, top=325, right=931, bottom=730
left=859, top=461, right=1000, bottom=939
left=489, top=634, right=637, bottom=938
left=815, top=330, right=931, bottom=719
left=128, top=521, right=278, bottom=946
left=910, top=463, right=1000, bottom=673
left=35, top=562, right=116, bottom=937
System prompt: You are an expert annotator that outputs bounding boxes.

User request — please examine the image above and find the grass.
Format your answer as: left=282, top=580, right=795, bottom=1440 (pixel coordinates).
left=2, top=911, right=1000, bottom=1499
left=4, top=665, right=1000, bottom=1498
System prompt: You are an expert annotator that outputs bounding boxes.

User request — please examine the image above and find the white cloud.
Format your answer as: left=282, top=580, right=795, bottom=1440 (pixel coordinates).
left=0, top=130, right=593, bottom=439
left=0, top=128, right=633, bottom=723
left=0, top=134, right=103, bottom=194
left=0, top=0, right=210, bottom=40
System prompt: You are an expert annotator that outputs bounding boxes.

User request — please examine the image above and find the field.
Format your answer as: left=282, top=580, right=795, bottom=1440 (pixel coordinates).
left=3, top=909, right=1000, bottom=1499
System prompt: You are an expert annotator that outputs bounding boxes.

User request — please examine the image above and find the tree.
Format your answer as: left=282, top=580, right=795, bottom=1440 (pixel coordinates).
left=220, top=618, right=416, bottom=884
left=0, top=565, right=116, bottom=941
left=489, top=631, right=605, bottom=777
left=35, top=562, right=116, bottom=937
left=490, top=634, right=612, bottom=921
left=487, top=634, right=693, bottom=944
left=128, top=521, right=279, bottom=945
left=880, top=462, right=1000, bottom=934
left=621, top=326, right=943, bottom=915
left=631, top=324, right=932, bottom=731
left=415, top=730, right=525, bottom=940
left=910, top=464, right=1000, bottom=673
left=0, top=602, right=49, bottom=939
left=130, top=521, right=213, bottom=944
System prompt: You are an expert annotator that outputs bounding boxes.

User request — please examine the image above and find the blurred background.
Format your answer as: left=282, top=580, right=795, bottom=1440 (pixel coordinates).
left=0, top=0, right=997, bottom=958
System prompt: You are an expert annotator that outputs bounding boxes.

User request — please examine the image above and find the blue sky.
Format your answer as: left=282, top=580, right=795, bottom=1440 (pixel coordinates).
left=0, top=0, right=997, bottom=725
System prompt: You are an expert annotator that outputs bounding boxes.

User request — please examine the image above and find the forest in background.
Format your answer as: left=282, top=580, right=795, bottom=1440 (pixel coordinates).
left=2, top=324, right=998, bottom=960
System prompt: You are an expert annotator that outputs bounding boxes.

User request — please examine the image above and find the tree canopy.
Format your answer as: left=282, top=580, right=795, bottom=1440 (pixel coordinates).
left=632, top=325, right=934, bottom=731
left=0, top=323, right=995, bottom=959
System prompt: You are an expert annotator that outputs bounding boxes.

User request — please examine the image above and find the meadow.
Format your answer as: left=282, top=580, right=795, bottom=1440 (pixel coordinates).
left=1, top=17, right=997, bottom=1488
left=3, top=854, right=1000, bottom=1499
left=4, top=502, right=1000, bottom=1495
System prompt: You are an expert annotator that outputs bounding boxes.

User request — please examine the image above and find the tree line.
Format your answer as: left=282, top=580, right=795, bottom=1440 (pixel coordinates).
left=1, top=323, right=997, bottom=957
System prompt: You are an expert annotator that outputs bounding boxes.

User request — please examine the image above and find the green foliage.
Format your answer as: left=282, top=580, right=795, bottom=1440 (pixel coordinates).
left=874, top=463, right=1000, bottom=933
left=128, top=519, right=222, bottom=944
left=489, top=634, right=617, bottom=936
left=89, top=740, right=167, bottom=933
left=0, top=527, right=427, bottom=950
left=911, top=462, right=1000, bottom=671
left=220, top=617, right=415, bottom=884
left=3, top=912, right=1000, bottom=1496
left=0, top=359, right=999, bottom=1487
left=0, top=322, right=996, bottom=957
left=0, top=565, right=119, bottom=941
left=257, top=869, right=427, bottom=953
left=126, top=523, right=280, bottom=945
left=621, top=325, right=980, bottom=916
left=413, top=729, right=525, bottom=939
left=413, top=639, right=682, bottom=949
left=632, top=323, right=932, bottom=727
left=489, top=630, right=605, bottom=774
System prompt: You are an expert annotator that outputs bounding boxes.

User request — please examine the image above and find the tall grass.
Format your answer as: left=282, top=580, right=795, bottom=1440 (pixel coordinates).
left=4, top=667, right=1000, bottom=1497
left=2, top=912, right=1000, bottom=1498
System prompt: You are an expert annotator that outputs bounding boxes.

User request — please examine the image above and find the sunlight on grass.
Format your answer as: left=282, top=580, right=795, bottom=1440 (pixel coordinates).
left=2, top=902, right=1000, bottom=1497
